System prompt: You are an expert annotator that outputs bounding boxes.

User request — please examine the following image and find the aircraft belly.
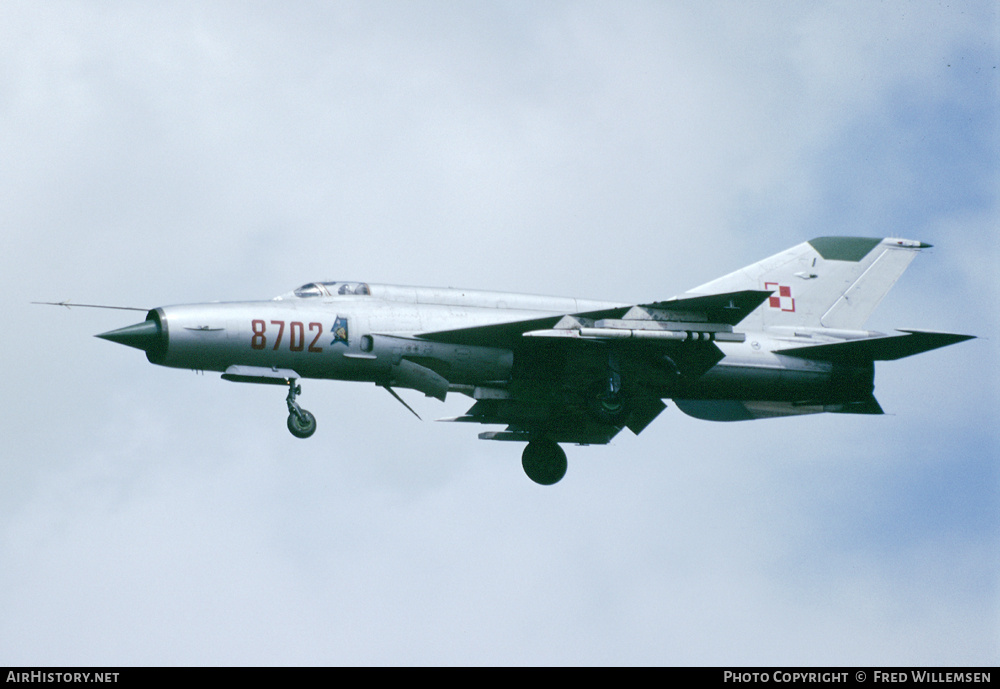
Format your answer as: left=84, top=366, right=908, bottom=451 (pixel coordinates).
left=675, top=362, right=832, bottom=401
left=667, top=348, right=874, bottom=404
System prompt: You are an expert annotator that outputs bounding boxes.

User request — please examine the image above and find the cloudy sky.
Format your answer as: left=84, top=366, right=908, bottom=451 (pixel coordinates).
left=2, top=1, right=996, bottom=666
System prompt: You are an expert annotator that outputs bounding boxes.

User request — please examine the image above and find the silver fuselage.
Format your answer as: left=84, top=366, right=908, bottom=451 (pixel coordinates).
left=143, top=283, right=866, bottom=405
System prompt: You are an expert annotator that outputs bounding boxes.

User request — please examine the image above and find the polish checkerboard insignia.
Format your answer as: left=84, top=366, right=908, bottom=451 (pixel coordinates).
left=765, top=282, right=796, bottom=312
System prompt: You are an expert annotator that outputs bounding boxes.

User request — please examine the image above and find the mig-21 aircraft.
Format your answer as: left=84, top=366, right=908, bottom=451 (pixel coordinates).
left=68, top=237, right=972, bottom=484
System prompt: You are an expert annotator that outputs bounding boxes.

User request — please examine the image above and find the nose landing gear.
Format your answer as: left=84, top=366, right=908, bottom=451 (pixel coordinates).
left=285, top=380, right=317, bottom=438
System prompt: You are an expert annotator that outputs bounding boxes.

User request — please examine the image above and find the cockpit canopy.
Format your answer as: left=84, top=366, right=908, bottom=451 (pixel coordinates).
left=287, top=281, right=371, bottom=299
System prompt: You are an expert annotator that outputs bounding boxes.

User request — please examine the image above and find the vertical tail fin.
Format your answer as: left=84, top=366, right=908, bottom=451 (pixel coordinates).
left=686, top=237, right=931, bottom=330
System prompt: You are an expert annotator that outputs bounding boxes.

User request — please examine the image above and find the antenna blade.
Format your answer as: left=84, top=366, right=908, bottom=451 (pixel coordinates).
left=381, top=385, right=422, bottom=420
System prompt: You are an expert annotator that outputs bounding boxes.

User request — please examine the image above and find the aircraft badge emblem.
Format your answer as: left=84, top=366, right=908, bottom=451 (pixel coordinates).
left=331, top=316, right=349, bottom=346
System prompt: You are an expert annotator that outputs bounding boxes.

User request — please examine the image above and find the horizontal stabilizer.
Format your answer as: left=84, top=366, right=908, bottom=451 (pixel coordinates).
left=776, top=329, right=975, bottom=363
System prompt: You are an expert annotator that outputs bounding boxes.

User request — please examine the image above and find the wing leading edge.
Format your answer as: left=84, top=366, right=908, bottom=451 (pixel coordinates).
left=416, top=290, right=771, bottom=346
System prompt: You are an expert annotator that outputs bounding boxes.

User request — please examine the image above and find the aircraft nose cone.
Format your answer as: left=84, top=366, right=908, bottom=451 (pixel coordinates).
left=96, top=319, right=161, bottom=352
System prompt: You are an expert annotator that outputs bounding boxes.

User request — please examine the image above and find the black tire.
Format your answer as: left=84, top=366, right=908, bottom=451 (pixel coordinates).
left=521, top=440, right=567, bottom=485
left=287, top=410, right=317, bottom=438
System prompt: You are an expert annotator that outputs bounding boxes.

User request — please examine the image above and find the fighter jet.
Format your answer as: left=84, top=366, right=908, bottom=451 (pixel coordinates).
left=83, top=237, right=972, bottom=484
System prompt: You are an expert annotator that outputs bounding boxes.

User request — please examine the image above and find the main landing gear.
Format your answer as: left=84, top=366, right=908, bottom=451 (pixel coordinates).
left=285, top=380, right=317, bottom=438
left=521, top=439, right=567, bottom=485
left=586, top=361, right=631, bottom=425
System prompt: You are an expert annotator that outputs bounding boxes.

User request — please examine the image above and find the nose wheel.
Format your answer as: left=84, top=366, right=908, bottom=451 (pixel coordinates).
left=285, top=380, right=317, bottom=438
